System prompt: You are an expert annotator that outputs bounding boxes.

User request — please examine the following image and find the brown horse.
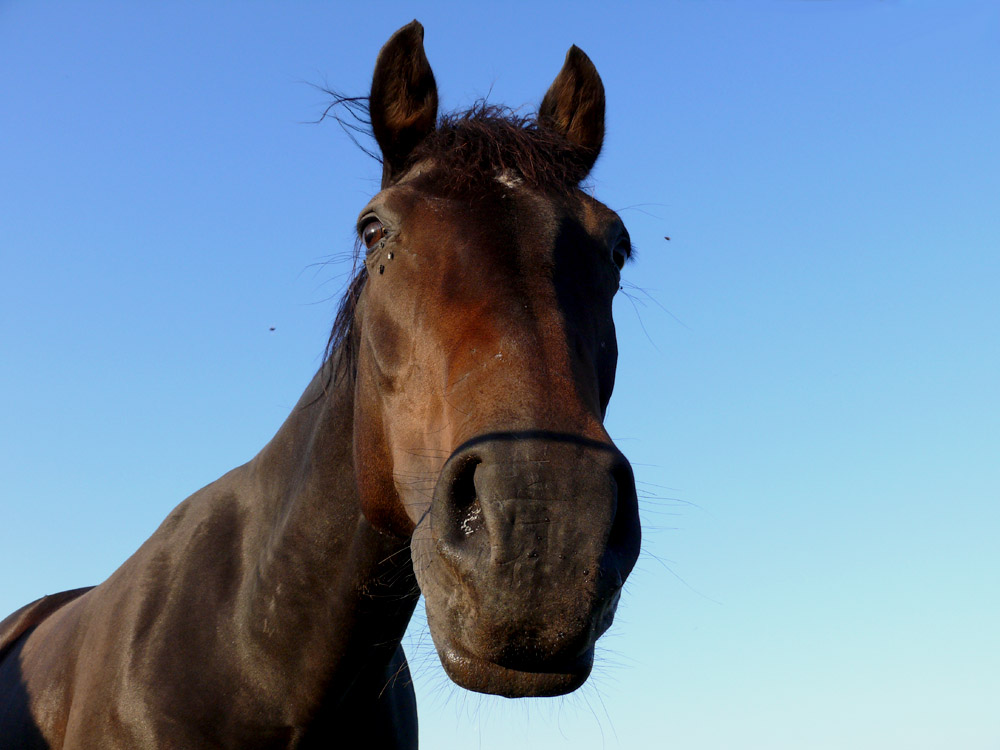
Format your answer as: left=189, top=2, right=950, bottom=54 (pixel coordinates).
left=0, top=21, right=640, bottom=749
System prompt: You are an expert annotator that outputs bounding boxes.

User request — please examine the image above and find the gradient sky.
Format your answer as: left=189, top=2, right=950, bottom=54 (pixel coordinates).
left=2, top=2, right=998, bottom=748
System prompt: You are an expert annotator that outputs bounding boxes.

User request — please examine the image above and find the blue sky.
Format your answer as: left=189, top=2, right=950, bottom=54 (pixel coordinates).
left=2, top=2, right=998, bottom=748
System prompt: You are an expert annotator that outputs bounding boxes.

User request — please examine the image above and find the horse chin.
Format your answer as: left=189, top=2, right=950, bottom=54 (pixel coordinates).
left=437, top=641, right=595, bottom=698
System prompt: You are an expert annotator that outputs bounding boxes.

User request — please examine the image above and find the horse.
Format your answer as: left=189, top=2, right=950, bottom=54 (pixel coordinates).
left=0, top=20, right=641, bottom=748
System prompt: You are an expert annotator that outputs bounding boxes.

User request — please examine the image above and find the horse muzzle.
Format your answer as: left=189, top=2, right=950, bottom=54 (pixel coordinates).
left=413, top=431, right=640, bottom=697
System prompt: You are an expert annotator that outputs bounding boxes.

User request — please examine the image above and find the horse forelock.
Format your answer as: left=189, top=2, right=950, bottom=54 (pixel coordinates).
left=404, top=102, right=592, bottom=194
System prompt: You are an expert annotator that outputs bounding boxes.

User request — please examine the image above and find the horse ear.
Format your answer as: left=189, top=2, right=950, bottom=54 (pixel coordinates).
left=539, top=46, right=605, bottom=179
left=370, top=20, right=439, bottom=187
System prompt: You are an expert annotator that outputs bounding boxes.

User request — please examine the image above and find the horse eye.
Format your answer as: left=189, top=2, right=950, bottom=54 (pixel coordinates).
left=612, top=243, right=627, bottom=270
left=361, top=218, right=385, bottom=250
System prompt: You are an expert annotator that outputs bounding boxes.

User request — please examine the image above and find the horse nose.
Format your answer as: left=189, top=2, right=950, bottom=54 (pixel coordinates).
left=432, top=435, right=640, bottom=586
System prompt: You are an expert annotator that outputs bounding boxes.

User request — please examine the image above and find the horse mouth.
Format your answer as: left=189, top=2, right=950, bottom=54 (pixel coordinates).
left=420, top=566, right=624, bottom=697
left=436, top=640, right=595, bottom=698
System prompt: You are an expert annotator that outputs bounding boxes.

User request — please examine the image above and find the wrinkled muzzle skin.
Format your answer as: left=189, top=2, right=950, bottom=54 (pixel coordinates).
left=352, top=21, right=641, bottom=698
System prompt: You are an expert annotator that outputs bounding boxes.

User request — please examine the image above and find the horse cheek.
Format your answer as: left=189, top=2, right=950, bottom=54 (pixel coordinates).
left=353, top=371, right=415, bottom=539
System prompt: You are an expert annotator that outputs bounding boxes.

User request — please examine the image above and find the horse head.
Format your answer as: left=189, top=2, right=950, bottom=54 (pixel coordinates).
left=350, top=21, right=641, bottom=698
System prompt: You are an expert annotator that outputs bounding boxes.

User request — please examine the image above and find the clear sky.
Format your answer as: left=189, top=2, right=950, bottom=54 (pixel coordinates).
left=2, top=2, right=998, bottom=748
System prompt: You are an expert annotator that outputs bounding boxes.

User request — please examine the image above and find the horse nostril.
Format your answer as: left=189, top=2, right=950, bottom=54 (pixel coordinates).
left=607, top=458, right=640, bottom=562
left=443, top=455, right=483, bottom=544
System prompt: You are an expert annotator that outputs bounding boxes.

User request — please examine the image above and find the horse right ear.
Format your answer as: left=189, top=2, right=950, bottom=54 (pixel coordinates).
left=370, top=20, right=439, bottom=187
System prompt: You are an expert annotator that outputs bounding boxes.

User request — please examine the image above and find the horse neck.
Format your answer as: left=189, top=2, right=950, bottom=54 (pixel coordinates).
left=237, top=353, right=416, bottom=691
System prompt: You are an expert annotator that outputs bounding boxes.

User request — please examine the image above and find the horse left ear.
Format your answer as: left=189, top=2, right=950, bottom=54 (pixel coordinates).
left=370, top=20, right=439, bottom=187
left=539, top=46, right=605, bottom=179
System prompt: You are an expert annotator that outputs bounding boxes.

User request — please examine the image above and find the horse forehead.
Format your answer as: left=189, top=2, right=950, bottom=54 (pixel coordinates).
left=400, top=188, right=561, bottom=250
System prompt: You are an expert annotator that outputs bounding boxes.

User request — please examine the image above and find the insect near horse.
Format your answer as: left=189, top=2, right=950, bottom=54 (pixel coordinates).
left=0, top=21, right=641, bottom=748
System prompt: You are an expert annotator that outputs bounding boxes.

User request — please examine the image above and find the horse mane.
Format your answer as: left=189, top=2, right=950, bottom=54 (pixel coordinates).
left=324, top=260, right=366, bottom=383
left=321, top=98, right=591, bottom=380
